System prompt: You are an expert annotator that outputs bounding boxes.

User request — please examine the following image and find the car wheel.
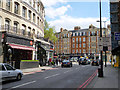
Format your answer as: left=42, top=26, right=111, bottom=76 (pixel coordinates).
left=16, top=74, right=22, bottom=81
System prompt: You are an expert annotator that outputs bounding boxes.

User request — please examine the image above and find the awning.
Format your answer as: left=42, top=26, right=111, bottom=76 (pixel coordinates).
left=35, top=39, right=50, bottom=45
left=9, top=43, right=35, bottom=51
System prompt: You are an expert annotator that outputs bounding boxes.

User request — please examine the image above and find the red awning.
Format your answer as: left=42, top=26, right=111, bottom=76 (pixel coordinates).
left=9, top=43, right=35, bottom=51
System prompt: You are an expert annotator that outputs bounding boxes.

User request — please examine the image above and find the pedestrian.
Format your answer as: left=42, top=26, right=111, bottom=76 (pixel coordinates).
left=56, top=58, right=58, bottom=65
left=113, top=59, right=116, bottom=67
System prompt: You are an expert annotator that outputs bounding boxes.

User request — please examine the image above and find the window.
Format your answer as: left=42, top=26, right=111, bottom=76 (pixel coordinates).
left=22, top=6, right=26, bottom=17
left=28, top=10, right=31, bottom=20
left=0, top=65, right=6, bottom=71
left=83, top=37, right=86, bottom=42
left=14, top=22, right=19, bottom=33
left=22, top=25, right=26, bottom=35
left=76, top=44, right=78, bottom=48
left=89, top=37, right=90, bottom=42
left=5, top=65, right=14, bottom=70
left=83, top=32, right=86, bottom=36
left=0, top=0, right=2, bottom=7
left=76, top=38, right=78, bottom=42
left=80, top=32, right=82, bottom=36
left=6, top=0, right=11, bottom=11
left=79, top=37, right=81, bottom=43
left=72, top=49, right=75, bottom=53
left=83, top=43, right=86, bottom=48
left=5, top=19, right=10, bottom=31
left=73, top=33, right=75, bottom=36
left=73, top=38, right=75, bottom=42
left=79, top=44, right=81, bottom=48
left=28, top=27, right=31, bottom=36
left=73, top=44, right=75, bottom=48
left=79, top=49, right=81, bottom=53
left=33, top=0, right=35, bottom=8
left=76, top=49, right=78, bottom=53
left=68, top=34, right=69, bottom=37
left=29, top=0, right=31, bottom=4
left=37, top=17, right=39, bottom=25
left=76, top=32, right=78, bottom=36
left=14, top=2, right=19, bottom=14
left=33, top=13, right=35, bottom=23
left=37, top=4, right=40, bottom=12
left=89, top=32, right=90, bottom=36
left=83, top=49, right=86, bottom=53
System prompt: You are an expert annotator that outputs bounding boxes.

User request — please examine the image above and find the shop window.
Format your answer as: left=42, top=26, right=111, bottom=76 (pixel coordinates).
left=14, top=2, right=19, bottom=14
left=6, top=0, right=11, bottom=11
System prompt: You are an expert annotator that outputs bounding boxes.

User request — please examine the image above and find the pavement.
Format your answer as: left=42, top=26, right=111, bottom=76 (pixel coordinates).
left=88, top=62, right=119, bottom=89
left=21, top=62, right=78, bottom=74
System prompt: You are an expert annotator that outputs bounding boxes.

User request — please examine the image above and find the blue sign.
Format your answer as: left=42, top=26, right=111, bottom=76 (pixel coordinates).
left=115, top=33, right=120, bottom=40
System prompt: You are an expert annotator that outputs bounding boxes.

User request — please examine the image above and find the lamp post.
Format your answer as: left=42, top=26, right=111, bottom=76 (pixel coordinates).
left=99, top=0, right=103, bottom=77
left=96, top=20, right=107, bottom=67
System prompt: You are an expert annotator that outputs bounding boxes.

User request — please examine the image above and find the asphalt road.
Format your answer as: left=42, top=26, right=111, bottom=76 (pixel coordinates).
left=2, top=64, right=98, bottom=89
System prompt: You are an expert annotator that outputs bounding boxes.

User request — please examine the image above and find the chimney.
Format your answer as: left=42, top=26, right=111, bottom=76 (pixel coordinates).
left=74, top=26, right=81, bottom=30
left=60, top=28, right=63, bottom=32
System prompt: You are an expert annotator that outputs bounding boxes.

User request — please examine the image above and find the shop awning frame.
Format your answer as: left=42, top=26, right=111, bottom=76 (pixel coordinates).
left=8, top=43, right=35, bottom=51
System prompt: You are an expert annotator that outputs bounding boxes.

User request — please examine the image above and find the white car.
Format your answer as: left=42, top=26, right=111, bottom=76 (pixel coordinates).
left=0, top=63, right=23, bottom=82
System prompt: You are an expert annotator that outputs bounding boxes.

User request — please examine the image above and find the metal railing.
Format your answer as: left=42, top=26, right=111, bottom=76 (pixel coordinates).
left=0, top=25, right=33, bottom=38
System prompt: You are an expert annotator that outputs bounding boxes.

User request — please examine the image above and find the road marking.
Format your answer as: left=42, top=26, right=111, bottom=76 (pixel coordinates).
left=64, top=70, right=73, bottom=73
left=10, top=81, right=36, bottom=89
left=44, top=74, right=60, bottom=79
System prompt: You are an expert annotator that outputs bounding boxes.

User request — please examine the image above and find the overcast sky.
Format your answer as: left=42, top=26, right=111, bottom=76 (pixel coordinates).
left=41, top=0, right=110, bottom=32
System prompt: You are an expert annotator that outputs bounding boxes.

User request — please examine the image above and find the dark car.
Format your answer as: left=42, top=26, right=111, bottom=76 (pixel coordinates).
left=78, top=58, right=88, bottom=65
left=91, top=60, right=99, bottom=66
left=61, top=60, right=72, bottom=68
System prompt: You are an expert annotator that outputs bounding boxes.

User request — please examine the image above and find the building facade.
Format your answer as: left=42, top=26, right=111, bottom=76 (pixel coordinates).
left=0, top=0, right=52, bottom=68
left=110, top=0, right=120, bottom=67
left=54, top=25, right=111, bottom=61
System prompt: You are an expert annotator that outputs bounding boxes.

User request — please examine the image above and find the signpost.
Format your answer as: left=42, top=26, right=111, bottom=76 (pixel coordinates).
left=115, top=33, right=120, bottom=40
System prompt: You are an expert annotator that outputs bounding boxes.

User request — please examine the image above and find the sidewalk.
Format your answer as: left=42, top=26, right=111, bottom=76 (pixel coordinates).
left=21, top=62, right=78, bottom=74
left=88, top=64, right=119, bottom=88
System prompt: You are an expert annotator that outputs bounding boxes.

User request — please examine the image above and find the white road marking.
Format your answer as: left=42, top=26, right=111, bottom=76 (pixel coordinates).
left=64, top=70, right=73, bottom=73
left=44, top=74, right=60, bottom=79
left=10, top=81, right=36, bottom=89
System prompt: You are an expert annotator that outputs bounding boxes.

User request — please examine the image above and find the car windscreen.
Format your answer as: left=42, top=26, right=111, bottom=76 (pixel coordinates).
left=63, top=60, right=69, bottom=62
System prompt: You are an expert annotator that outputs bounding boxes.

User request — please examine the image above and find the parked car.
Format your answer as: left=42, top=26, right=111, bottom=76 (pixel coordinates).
left=61, top=60, right=72, bottom=67
left=0, top=63, right=23, bottom=82
left=91, top=60, right=99, bottom=66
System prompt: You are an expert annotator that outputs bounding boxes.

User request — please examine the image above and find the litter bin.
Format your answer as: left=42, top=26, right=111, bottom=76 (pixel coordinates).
left=98, top=68, right=103, bottom=77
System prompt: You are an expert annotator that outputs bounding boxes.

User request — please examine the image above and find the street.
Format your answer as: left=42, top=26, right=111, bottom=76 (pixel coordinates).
left=2, top=64, right=98, bottom=89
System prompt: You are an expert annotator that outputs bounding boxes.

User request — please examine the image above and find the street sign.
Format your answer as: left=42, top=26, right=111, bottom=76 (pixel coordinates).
left=115, top=33, right=120, bottom=40
left=98, top=37, right=103, bottom=46
left=102, top=37, right=111, bottom=46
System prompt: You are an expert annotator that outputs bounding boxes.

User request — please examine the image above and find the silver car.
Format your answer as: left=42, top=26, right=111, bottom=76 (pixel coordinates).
left=0, top=63, right=23, bottom=82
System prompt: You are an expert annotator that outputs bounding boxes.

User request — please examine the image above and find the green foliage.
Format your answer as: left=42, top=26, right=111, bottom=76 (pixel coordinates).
left=21, top=60, right=39, bottom=62
left=44, top=20, right=58, bottom=43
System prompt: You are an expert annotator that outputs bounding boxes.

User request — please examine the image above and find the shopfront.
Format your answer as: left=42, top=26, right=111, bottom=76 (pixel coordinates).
left=3, top=33, right=35, bottom=69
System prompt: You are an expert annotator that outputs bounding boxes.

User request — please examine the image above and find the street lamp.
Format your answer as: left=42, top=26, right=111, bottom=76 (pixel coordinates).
left=98, top=0, right=103, bottom=77
left=96, top=20, right=107, bottom=67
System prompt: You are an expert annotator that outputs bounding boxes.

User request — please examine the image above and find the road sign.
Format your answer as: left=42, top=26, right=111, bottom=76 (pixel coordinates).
left=102, top=37, right=111, bottom=46
left=98, top=37, right=103, bottom=46
left=115, top=33, right=120, bottom=40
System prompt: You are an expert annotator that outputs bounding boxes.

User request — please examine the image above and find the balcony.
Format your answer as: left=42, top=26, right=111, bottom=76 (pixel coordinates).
left=0, top=25, right=33, bottom=39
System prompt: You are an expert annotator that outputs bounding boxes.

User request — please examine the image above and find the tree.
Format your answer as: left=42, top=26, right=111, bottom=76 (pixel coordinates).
left=44, top=20, right=57, bottom=43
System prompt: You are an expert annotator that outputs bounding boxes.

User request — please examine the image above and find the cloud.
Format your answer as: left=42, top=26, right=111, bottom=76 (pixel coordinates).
left=45, top=5, right=71, bottom=19
left=48, top=15, right=110, bottom=32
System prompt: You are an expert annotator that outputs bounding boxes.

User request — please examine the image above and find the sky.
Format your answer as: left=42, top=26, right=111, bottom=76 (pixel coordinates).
left=41, top=0, right=110, bottom=32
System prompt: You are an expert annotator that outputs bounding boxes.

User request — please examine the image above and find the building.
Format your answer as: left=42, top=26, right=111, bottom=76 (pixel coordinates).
left=54, top=25, right=111, bottom=61
left=0, top=0, right=52, bottom=68
left=55, top=28, right=72, bottom=59
left=110, top=0, right=120, bottom=67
